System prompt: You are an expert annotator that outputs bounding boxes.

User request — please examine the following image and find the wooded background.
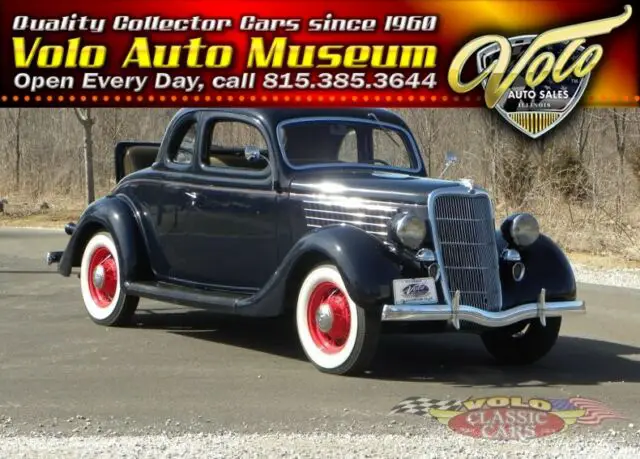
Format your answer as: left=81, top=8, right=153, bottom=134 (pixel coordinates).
left=0, top=107, right=638, bottom=260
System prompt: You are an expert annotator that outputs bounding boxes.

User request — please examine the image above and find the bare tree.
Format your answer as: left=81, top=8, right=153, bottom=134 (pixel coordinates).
left=394, top=109, right=441, bottom=176
left=611, top=108, right=628, bottom=217
left=421, top=110, right=441, bottom=176
left=5, top=108, right=23, bottom=191
left=480, top=110, right=501, bottom=193
left=73, top=108, right=96, bottom=204
left=574, top=110, right=592, bottom=162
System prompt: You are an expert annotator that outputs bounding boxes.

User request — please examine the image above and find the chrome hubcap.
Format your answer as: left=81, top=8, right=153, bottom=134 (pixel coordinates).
left=93, top=265, right=105, bottom=289
left=315, top=303, right=334, bottom=333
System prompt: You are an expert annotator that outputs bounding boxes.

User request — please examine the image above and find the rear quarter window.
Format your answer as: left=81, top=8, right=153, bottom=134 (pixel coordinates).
left=167, top=120, right=197, bottom=165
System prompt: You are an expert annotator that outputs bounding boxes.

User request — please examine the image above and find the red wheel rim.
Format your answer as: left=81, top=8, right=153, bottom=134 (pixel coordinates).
left=87, top=246, right=118, bottom=308
left=307, top=281, right=351, bottom=354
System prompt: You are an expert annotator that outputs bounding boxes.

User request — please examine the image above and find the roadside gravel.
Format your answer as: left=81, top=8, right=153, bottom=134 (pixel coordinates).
left=1, top=430, right=639, bottom=458
left=572, top=263, right=640, bottom=290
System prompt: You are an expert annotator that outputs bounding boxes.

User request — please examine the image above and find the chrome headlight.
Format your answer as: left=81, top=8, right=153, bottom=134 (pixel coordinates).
left=507, top=213, right=540, bottom=247
left=390, top=212, right=426, bottom=250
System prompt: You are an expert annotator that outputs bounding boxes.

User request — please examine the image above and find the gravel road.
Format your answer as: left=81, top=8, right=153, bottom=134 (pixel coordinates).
left=1, top=431, right=639, bottom=458
left=572, top=264, right=640, bottom=290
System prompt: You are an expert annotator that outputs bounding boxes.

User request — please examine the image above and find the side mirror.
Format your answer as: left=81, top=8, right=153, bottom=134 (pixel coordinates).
left=244, top=146, right=262, bottom=163
left=439, top=151, right=459, bottom=178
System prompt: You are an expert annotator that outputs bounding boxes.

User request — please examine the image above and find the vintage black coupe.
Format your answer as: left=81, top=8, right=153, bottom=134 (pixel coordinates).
left=47, top=108, right=585, bottom=375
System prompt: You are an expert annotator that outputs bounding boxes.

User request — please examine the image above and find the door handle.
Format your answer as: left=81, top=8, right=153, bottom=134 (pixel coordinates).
left=185, top=191, right=199, bottom=207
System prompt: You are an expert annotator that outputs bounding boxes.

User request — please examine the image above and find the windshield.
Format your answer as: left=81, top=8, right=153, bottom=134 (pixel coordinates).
left=277, top=118, right=420, bottom=172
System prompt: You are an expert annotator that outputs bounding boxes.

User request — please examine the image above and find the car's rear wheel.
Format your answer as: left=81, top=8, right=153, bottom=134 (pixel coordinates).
left=80, top=232, right=139, bottom=326
left=295, top=264, right=380, bottom=375
left=481, top=317, right=561, bottom=365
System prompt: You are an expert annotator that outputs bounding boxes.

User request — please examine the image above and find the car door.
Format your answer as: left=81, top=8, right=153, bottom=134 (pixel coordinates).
left=135, top=111, right=202, bottom=281
left=175, top=113, right=281, bottom=290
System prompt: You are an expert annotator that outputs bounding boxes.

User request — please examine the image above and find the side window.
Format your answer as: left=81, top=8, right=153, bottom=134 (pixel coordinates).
left=202, top=119, right=269, bottom=171
left=167, top=120, right=197, bottom=165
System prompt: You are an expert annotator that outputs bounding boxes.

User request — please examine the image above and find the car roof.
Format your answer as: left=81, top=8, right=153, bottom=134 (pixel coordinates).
left=174, top=107, right=409, bottom=129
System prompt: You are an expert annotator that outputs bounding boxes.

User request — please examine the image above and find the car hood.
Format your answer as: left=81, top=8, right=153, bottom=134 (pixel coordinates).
left=288, top=169, right=469, bottom=205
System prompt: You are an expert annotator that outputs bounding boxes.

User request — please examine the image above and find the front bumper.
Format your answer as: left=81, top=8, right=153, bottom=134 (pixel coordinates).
left=381, top=288, right=585, bottom=329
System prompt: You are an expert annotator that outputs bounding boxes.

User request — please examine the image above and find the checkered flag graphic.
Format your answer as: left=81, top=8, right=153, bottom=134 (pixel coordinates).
left=389, top=397, right=465, bottom=417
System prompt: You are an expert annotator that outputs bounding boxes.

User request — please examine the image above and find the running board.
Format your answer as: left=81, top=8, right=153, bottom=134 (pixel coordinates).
left=124, top=281, right=252, bottom=312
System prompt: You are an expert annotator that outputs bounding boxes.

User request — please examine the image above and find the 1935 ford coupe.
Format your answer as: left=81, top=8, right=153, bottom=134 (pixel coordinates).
left=47, top=108, right=585, bottom=375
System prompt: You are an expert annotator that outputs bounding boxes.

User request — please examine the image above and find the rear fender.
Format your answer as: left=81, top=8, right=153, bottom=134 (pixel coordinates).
left=58, top=195, right=151, bottom=282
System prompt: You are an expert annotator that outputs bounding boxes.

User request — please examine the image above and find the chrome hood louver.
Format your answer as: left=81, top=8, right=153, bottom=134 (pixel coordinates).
left=302, top=196, right=404, bottom=237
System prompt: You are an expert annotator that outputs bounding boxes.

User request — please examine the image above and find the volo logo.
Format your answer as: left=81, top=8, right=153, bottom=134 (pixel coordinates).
left=447, top=6, right=633, bottom=138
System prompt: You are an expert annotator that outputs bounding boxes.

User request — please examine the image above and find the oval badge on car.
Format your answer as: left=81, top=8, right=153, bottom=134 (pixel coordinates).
left=402, top=282, right=430, bottom=298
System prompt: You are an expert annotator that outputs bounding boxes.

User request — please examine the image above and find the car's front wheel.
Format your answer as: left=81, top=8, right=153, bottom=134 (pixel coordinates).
left=296, top=264, right=380, bottom=375
left=481, top=317, right=561, bottom=365
left=80, top=231, right=139, bottom=326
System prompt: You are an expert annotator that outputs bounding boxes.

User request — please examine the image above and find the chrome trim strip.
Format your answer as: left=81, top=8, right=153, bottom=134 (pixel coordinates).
left=381, top=299, right=586, bottom=328
left=306, top=223, right=387, bottom=236
left=427, top=187, right=503, bottom=311
left=301, top=199, right=401, bottom=213
left=303, top=208, right=393, bottom=220
left=305, top=216, right=388, bottom=228
left=294, top=193, right=421, bottom=210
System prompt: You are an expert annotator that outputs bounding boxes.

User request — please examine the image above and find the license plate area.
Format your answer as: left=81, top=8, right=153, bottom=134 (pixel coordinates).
left=392, top=277, right=438, bottom=305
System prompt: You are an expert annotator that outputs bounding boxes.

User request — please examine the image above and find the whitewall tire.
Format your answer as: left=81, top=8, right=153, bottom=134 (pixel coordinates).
left=80, top=231, right=139, bottom=326
left=295, top=264, right=380, bottom=375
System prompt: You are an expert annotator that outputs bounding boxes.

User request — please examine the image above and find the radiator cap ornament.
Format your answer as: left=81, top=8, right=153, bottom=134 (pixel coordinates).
left=459, top=178, right=475, bottom=193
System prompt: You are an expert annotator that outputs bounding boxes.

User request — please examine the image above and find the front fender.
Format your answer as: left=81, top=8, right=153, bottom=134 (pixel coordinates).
left=497, top=231, right=577, bottom=308
left=236, top=225, right=402, bottom=316
left=58, top=195, right=151, bottom=282
left=291, top=225, right=402, bottom=307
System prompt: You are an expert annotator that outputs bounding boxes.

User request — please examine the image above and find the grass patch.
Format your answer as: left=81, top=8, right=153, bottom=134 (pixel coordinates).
left=0, top=194, right=82, bottom=228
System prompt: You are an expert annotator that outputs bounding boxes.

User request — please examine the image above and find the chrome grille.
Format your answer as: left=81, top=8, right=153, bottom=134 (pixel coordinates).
left=430, top=192, right=502, bottom=311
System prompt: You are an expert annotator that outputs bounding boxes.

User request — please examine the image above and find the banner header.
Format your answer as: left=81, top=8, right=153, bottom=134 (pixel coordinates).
left=0, top=1, right=637, bottom=118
